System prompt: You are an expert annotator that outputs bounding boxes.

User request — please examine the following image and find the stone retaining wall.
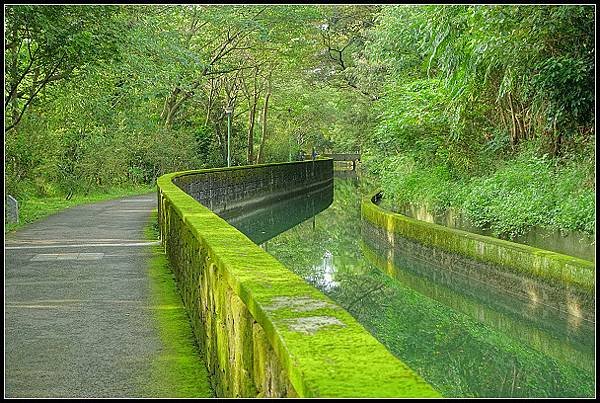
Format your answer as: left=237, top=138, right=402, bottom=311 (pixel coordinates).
left=5, top=194, right=18, bottom=224
left=156, top=161, right=440, bottom=398
left=361, top=192, right=595, bottom=323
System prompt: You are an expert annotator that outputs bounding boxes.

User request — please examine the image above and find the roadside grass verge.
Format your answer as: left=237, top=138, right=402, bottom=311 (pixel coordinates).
left=143, top=210, right=213, bottom=398
left=4, top=184, right=155, bottom=233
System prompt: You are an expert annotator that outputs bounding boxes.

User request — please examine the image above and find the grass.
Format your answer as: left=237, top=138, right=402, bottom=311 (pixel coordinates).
left=4, top=184, right=155, bottom=233
left=364, top=149, right=596, bottom=239
left=143, top=210, right=214, bottom=398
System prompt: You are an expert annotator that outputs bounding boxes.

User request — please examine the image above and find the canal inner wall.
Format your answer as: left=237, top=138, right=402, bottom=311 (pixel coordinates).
left=361, top=192, right=595, bottom=324
left=173, top=160, right=332, bottom=215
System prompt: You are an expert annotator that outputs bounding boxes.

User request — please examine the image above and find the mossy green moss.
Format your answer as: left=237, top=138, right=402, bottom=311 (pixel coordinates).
left=157, top=161, right=441, bottom=398
left=143, top=210, right=213, bottom=398
left=362, top=192, right=594, bottom=294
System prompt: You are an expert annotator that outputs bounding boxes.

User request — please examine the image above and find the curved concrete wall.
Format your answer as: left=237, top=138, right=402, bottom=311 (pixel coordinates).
left=173, top=160, right=332, bottom=215
left=362, top=192, right=595, bottom=323
left=157, top=161, right=439, bottom=398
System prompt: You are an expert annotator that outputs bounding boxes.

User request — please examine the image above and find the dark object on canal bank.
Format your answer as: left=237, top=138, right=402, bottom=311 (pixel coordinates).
left=372, top=191, right=384, bottom=205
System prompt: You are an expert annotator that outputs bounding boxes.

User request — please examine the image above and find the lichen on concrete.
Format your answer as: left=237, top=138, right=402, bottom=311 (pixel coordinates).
left=264, top=296, right=340, bottom=313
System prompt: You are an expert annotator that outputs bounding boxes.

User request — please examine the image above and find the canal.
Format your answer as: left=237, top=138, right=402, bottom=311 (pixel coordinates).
left=222, top=176, right=594, bottom=398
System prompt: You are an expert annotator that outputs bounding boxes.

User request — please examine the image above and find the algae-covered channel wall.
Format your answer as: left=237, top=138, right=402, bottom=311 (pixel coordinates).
left=228, top=176, right=595, bottom=398
left=362, top=191, right=595, bottom=323
left=156, top=160, right=439, bottom=398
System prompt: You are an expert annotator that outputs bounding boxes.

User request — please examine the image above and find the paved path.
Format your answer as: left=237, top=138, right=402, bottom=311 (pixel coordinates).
left=4, top=193, right=210, bottom=397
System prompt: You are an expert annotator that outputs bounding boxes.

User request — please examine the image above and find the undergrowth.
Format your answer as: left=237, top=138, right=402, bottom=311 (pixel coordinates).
left=364, top=142, right=595, bottom=239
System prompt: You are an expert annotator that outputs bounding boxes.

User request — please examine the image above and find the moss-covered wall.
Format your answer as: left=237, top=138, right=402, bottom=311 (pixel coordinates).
left=157, top=161, right=440, bottom=398
left=173, top=160, right=333, bottom=215
left=361, top=193, right=595, bottom=322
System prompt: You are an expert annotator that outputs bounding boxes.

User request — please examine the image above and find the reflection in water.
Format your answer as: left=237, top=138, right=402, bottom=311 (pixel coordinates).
left=223, top=178, right=595, bottom=397
left=312, top=250, right=339, bottom=291
left=360, top=238, right=594, bottom=373
left=219, top=182, right=333, bottom=244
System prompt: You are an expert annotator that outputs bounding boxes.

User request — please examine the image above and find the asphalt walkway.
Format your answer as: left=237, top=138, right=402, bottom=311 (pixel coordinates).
left=4, top=193, right=212, bottom=397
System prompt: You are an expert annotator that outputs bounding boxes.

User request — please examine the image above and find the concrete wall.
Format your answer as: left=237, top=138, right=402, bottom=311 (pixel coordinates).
left=173, top=159, right=333, bottom=215
left=157, top=161, right=440, bottom=398
left=221, top=183, right=333, bottom=245
left=5, top=194, right=18, bottom=224
left=361, top=192, right=595, bottom=323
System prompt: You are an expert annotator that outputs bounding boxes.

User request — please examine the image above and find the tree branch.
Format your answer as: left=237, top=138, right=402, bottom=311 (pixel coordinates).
left=5, top=53, right=65, bottom=132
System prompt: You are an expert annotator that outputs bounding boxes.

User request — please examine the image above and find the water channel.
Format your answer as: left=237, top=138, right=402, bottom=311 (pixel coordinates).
left=220, top=175, right=595, bottom=398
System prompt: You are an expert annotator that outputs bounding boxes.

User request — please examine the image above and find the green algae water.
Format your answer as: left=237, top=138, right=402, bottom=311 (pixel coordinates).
left=222, top=177, right=595, bottom=398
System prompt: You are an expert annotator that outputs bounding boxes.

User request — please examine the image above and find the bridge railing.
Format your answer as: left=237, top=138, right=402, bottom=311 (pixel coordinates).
left=320, top=153, right=361, bottom=170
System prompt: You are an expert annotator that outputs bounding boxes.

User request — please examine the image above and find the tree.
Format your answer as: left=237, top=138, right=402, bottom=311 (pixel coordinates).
left=4, top=5, right=122, bottom=131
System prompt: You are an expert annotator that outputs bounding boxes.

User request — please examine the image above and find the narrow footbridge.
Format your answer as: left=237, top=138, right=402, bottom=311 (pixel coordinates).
left=321, top=152, right=361, bottom=170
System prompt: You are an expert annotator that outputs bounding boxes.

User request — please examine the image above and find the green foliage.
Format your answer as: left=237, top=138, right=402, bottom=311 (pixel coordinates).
left=5, top=6, right=208, bottom=199
left=365, top=4, right=594, bottom=145
left=361, top=4, right=594, bottom=238
left=530, top=54, right=594, bottom=133
left=3, top=4, right=594, bottom=240
left=365, top=153, right=461, bottom=214
left=372, top=79, right=450, bottom=155
left=368, top=147, right=595, bottom=239
left=460, top=150, right=595, bottom=237
left=4, top=5, right=123, bottom=130
left=461, top=154, right=554, bottom=237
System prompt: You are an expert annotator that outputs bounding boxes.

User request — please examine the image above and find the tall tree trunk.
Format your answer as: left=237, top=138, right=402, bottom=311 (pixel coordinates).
left=246, top=66, right=261, bottom=164
left=257, top=74, right=271, bottom=164
left=257, top=91, right=270, bottom=164
left=161, top=87, right=193, bottom=129
left=552, top=118, right=561, bottom=157
left=507, top=93, right=518, bottom=147
left=247, top=100, right=257, bottom=164
left=215, top=121, right=226, bottom=163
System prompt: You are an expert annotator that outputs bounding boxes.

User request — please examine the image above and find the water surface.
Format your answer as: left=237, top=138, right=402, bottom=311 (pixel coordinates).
left=223, top=178, right=595, bottom=398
